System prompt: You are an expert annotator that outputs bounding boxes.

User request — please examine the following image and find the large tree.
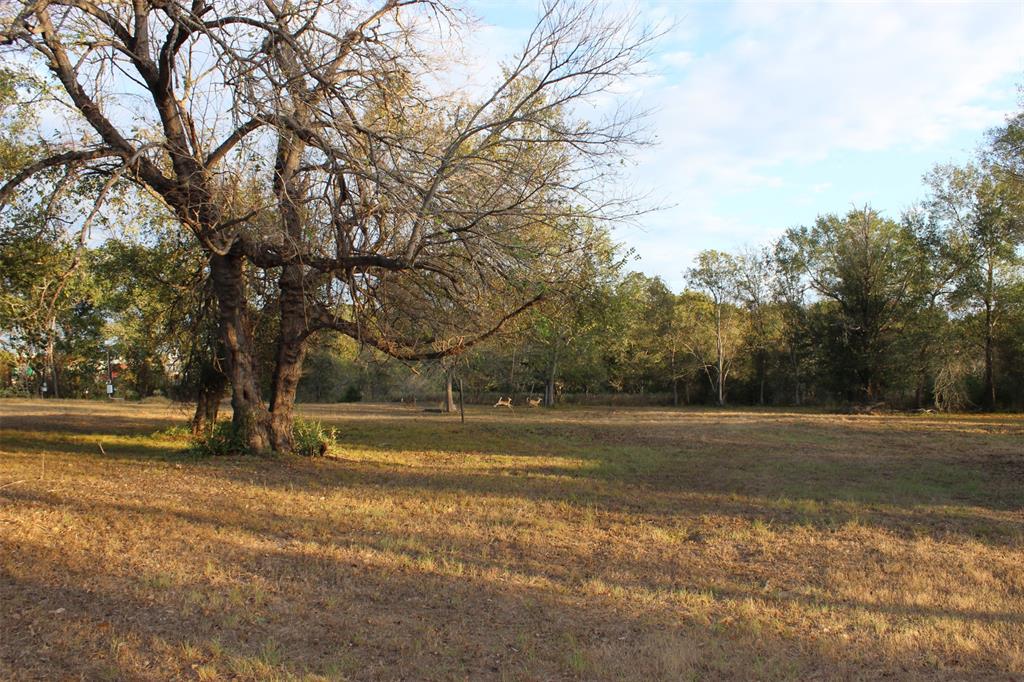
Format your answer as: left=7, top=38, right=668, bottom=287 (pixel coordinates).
left=1, top=0, right=651, bottom=451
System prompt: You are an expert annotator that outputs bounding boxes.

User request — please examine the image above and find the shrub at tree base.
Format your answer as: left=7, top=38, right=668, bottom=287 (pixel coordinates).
left=188, top=419, right=336, bottom=458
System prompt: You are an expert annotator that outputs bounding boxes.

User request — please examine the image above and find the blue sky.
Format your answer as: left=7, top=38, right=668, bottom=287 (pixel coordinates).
left=465, top=1, right=1024, bottom=289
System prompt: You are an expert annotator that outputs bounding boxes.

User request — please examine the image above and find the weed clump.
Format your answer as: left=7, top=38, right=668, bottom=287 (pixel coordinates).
left=188, top=420, right=249, bottom=457
left=292, top=418, right=337, bottom=457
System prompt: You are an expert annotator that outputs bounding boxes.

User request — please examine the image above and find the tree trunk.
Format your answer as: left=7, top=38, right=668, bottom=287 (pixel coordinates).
left=982, top=295, right=996, bottom=411
left=46, top=323, right=59, bottom=399
left=672, top=378, right=679, bottom=407
left=790, top=343, right=802, bottom=406
left=209, top=251, right=272, bottom=452
left=444, top=369, right=456, bottom=412
left=545, top=362, right=557, bottom=407
left=268, top=263, right=309, bottom=453
left=191, top=362, right=227, bottom=436
left=757, top=351, right=766, bottom=406
left=715, top=303, right=725, bottom=406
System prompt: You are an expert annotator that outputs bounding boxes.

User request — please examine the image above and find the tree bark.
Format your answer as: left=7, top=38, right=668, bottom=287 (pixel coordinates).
left=789, top=343, right=802, bottom=406
left=715, top=302, right=725, bottom=406
left=757, top=351, right=766, bottom=406
left=209, top=251, right=272, bottom=452
left=544, top=354, right=558, bottom=407
left=268, top=263, right=309, bottom=452
left=982, top=292, right=996, bottom=411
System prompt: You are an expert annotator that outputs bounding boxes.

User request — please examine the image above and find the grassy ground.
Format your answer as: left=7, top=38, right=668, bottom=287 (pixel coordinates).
left=1, top=399, right=1023, bottom=681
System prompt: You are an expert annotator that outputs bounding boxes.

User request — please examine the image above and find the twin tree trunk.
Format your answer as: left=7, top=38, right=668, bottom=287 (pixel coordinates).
left=209, top=251, right=306, bottom=453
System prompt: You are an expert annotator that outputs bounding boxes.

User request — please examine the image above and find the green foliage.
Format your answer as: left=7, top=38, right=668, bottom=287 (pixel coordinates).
left=188, top=421, right=250, bottom=458
left=291, top=418, right=337, bottom=457
left=778, top=208, right=930, bottom=401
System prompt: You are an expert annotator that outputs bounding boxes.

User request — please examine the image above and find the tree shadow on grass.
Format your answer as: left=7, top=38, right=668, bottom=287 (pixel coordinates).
left=5, top=421, right=1019, bottom=551
left=4, top=404, right=1023, bottom=544
left=5, top=460, right=1024, bottom=634
left=2, top=527, right=1018, bottom=682
left=313, top=409, right=1024, bottom=511
left=0, top=429, right=191, bottom=462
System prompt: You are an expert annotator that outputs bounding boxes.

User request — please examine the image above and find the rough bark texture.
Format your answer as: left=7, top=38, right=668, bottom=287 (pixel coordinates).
left=210, top=251, right=271, bottom=451
left=268, top=264, right=309, bottom=452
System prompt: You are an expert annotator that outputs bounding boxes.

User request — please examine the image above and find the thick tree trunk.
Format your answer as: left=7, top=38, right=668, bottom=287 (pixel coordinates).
left=267, top=264, right=309, bottom=453
left=209, top=251, right=272, bottom=452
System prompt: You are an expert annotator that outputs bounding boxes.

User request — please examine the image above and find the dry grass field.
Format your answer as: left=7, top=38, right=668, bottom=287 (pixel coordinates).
left=1, top=399, right=1023, bottom=681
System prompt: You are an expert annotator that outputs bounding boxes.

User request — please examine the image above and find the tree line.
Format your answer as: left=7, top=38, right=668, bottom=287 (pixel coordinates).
left=1, top=1, right=1022, bottom=451
left=248, top=123, right=1024, bottom=411
left=448, top=145, right=1024, bottom=411
left=4, top=151, right=1021, bottom=412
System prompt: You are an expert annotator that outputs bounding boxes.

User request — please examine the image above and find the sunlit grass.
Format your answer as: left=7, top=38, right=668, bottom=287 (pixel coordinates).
left=1, top=399, right=1022, bottom=680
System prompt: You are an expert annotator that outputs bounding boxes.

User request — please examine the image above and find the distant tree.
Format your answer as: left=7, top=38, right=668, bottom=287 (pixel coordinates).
left=924, top=163, right=1024, bottom=408
left=604, top=273, right=678, bottom=395
left=684, top=250, right=747, bottom=406
left=516, top=227, right=624, bottom=405
left=778, top=208, right=927, bottom=402
left=734, top=246, right=781, bottom=405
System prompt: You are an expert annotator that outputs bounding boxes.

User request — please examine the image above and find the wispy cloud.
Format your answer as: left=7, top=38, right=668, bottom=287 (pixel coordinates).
left=466, top=0, right=1024, bottom=286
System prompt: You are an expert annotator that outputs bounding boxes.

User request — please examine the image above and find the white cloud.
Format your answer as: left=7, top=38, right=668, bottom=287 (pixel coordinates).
left=612, top=0, right=1024, bottom=282
left=661, top=50, right=694, bottom=69
left=460, top=1, right=1023, bottom=285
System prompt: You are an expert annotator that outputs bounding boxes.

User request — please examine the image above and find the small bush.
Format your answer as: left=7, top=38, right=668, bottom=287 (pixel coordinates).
left=292, top=418, right=336, bottom=457
left=188, top=420, right=249, bottom=457
left=341, top=384, right=362, bottom=403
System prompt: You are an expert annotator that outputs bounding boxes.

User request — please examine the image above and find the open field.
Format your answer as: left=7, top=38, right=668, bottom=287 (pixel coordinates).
left=2, top=400, right=1023, bottom=680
